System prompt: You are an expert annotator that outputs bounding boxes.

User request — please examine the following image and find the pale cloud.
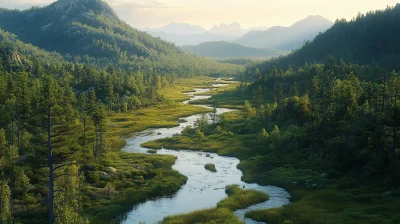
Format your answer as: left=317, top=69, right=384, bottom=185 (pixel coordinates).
left=0, top=0, right=398, bottom=29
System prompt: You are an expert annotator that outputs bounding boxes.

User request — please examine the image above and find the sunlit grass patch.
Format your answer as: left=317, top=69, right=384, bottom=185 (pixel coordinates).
left=159, top=76, right=218, bottom=101
left=162, top=207, right=244, bottom=224
left=107, top=103, right=210, bottom=152
left=82, top=153, right=187, bottom=223
left=162, top=185, right=269, bottom=224
left=217, top=185, right=269, bottom=211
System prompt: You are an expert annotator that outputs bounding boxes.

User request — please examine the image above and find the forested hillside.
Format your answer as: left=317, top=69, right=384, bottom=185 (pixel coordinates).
left=0, top=0, right=242, bottom=76
left=0, top=28, right=65, bottom=64
left=253, top=4, right=400, bottom=72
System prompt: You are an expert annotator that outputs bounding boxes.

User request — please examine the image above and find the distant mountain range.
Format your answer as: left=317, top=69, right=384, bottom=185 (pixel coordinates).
left=141, top=16, right=333, bottom=54
left=182, top=41, right=287, bottom=59
left=142, top=23, right=207, bottom=35
left=141, top=22, right=269, bottom=46
left=236, top=15, right=333, bottom=50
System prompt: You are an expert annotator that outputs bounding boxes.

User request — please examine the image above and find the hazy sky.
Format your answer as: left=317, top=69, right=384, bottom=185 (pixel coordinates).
left=1, top=0, right=398, bottom=29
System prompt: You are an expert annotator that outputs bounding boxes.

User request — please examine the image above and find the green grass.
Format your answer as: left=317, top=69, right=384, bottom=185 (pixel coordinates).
left=217, top=185, right=269, bottom=211
left=205, top=163, right=217, bottom=172
left=82, top=153, right=187, bottom=223
left=159, top=76, right=225, bottom=102
left=162, top=185, right=269, bottom=224
left=162, top=208, right=244, bottom=224
left=107, top=102, right=211, bottom=152
left=190, top=89, right=249, bottom=109
left=141, top=132, right=255, bottom=159
left=245, top=188, right=400, bottom=224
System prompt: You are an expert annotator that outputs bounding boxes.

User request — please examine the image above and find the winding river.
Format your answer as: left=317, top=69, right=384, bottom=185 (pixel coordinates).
left=121, top=82, right=290, bottom=224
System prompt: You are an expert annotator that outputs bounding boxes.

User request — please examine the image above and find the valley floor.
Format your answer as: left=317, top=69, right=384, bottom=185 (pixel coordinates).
left=82, top=77, right=235, bottom=223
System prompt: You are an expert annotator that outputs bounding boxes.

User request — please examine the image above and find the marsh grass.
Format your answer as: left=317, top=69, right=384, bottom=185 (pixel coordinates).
left=107, top=103, right=210, bottom=151
left=83, top=153, right=187, bottom=223
left=190, top=89, right=249, bottom=109
left=217, top=185, right=269, bottom=211
left=162, top=185, right=269, bottom=224
left=162, top=208, right=244, bottom=224
left=159, top=76, right=219, bottom=101
left=141, top=133, right=254, bottom=159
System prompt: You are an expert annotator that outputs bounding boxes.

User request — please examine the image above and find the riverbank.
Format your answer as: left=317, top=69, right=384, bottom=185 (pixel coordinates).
left=81, top=77, right=228, bottom=223
left=142, top=94, right=400, bottom=224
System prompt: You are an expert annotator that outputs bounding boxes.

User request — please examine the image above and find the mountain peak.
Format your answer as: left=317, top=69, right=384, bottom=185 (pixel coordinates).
left=48, top=0, right=118, bottom=20
left=209, top=22, right=244, bottom=37
left=291, top=15, right=333, bottom=28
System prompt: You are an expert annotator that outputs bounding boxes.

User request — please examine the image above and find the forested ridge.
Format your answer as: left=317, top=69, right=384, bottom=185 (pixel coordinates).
left=0, top=0, right=242, bottom=76
left=252, top=4, right=400, bottom=73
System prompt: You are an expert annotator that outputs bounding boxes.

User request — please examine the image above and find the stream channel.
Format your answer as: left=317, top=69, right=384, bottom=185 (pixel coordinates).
left=120, top=81, right=290, bottom=224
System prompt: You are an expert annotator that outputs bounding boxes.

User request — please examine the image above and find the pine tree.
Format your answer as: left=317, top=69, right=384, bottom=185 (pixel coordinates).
left=92, top=103, right=107, bottom=160
left=0, top=181, right=11, bottom=223
left=243, top=101, right=256, bottom=122
left=29, top=76, right=80, bottom=224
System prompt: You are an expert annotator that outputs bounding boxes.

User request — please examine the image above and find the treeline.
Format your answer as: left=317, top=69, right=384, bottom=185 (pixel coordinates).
left=243, top=57, right=399, bottom=186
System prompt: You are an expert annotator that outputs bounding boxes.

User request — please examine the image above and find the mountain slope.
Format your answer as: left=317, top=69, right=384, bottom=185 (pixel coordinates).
left=182, top=41, right=286, bottom=58
left=0, top=28, right=65, bottom=64
left=0, top=0, right=181, bottom=59
left=258, top=4, right=400, bottom=71
left=237, top=15, right=333, bottom=50
left=0, top=0, right=242, bottom=76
